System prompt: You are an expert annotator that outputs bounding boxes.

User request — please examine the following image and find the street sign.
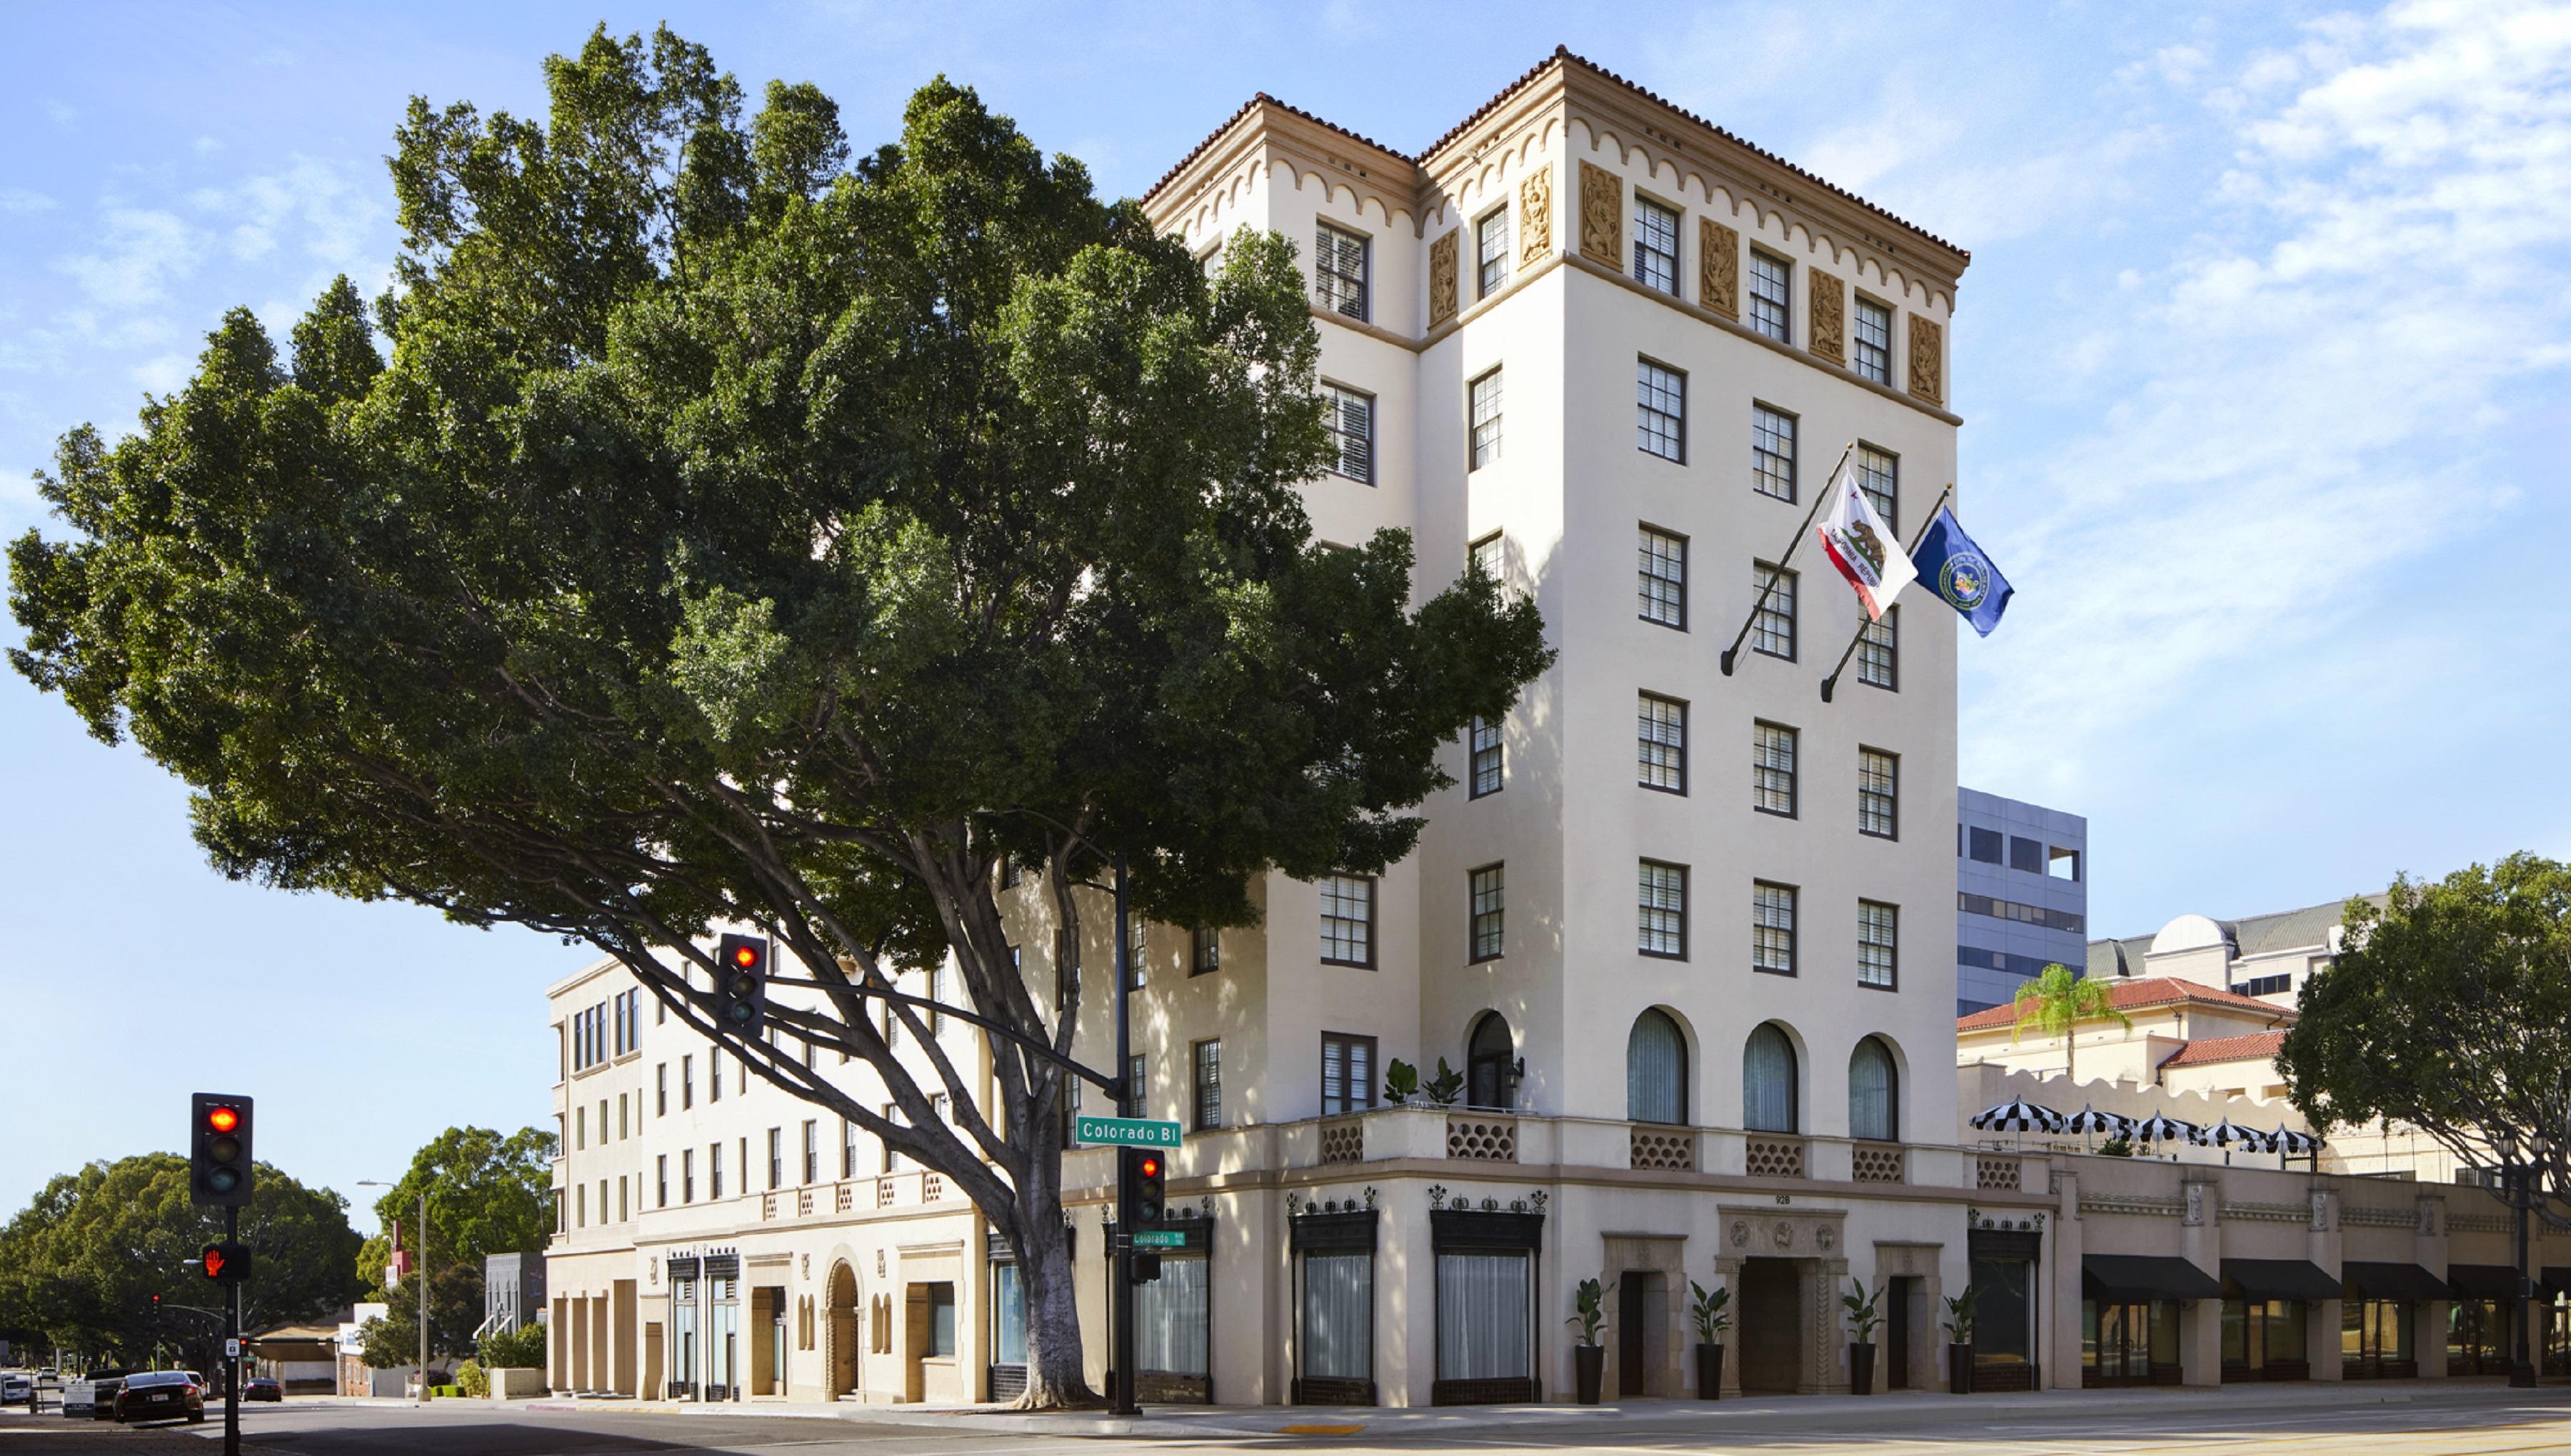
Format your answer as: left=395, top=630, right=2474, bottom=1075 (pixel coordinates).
left=224, top=1339, right=241, bottom=1359
left=1075, top=1115, right=1181, bottom=1148
left=1131, top=1230, right=1186, bottom=1247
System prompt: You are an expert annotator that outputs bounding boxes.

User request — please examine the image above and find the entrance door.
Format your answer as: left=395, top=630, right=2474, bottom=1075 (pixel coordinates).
left=1618, top=1271, right=1649, bottom=1397
left=1885, top=1277, right=1915, bottom=1389
left=1738, top=1259, right=1803, bottom=1395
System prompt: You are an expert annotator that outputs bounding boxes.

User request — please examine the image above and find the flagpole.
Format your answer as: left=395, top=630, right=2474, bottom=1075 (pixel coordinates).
left=1720, top=441, right=1856, bottom=676
left=1818, top=483, right=1953, bottom=702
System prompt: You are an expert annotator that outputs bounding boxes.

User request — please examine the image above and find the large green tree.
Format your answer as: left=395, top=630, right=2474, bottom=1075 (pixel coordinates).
left=6, top=28, right=1549, bottom=1405
left=349, top=1126, right=556, bottom=1361
left=0, top=1155, right=363, bottom=1367
left=2279, top=854, right=2571, bottom=1215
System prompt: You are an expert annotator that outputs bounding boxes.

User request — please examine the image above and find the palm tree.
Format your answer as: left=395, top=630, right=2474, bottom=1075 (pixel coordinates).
left=2010, top=963, right=2132, bottom=1084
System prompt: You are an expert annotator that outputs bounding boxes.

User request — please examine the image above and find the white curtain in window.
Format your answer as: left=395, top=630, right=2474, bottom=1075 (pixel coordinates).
left=1848, top=1038, right=1897, bottom=1141
left=1436, top=1252, right=1530, bottom=1380
left=992, top=1262, right=1027, bottom=1366
left=1744, top=1024, right=1798, bottom=1133
left=1302, top=1253, right=1373, bottom=1381
left=1136, top=1255, right=1209, bottom=1375
left=1625, top=1010, right=1687, bottom=1125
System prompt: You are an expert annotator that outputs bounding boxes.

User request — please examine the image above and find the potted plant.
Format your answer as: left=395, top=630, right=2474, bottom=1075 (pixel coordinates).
left=1688, top=1280, right=1731, bottom=1400
left=1568, top=1277, right=1608, bottom=1404
left=1943, top=1287, right=1978, bottom=1395
left=1842, top=1279, right=1884, bottom=1395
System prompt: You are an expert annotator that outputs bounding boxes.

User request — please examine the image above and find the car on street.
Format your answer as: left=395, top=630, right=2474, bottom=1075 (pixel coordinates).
left=1, top=1371, right=32, bottom=1405
left=63, top=1370, right=128, bottom=1420
left=114, top=1369, right=205, bottom=1424
left=242, top=1376, right=283, bottom=1402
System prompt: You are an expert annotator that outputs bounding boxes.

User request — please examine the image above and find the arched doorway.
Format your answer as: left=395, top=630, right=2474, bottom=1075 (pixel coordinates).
left=1468, top=1013, right=1516, bottom=1110
left=826, top=1260, right=861, bottom=1397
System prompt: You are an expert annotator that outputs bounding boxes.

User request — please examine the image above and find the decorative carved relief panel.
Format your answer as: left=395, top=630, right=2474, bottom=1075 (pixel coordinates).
left=1576, top=161, right=1620, bottom=266
left=1810, top=271, right=1845, bottom=364
left=1518, top=166, right=1553, bottom=270
left=1429, top=231, right=1459, bottom=327
left=1908, top=313, right=1944, bottom=406
left=1700, top=219, right=1740, bottom=318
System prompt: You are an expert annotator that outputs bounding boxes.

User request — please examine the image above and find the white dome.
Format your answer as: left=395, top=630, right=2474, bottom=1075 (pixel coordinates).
left=2152, top=913, right=2232, bottom=954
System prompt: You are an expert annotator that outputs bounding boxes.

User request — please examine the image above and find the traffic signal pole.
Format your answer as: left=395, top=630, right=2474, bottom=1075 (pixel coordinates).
left=224, top=1203, right=239, bottom=1456
left=1109, top=851, right=1138, bottom=1417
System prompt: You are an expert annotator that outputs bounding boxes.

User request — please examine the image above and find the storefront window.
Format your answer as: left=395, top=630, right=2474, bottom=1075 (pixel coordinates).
left=2223, top=1298, right=2307, bottom=1377
left=671, top=1275, right=698, bottom=1400
left=1970, top=1257, right=2035, bottom=1387
left=991, top=1262, right=1026, bottom=1367
left=1137, top=1255, right=1210, bottom=1376
left=1302, top=1252, right=1372, bottom=1382
left=2081, top=1300, right=2177, bottom=1385
left=1435, top=1251, right=1531, bottom=1381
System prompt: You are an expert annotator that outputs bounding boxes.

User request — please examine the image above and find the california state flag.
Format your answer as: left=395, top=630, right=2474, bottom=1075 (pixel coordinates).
left=1815, top=458, right=1915, bottom=621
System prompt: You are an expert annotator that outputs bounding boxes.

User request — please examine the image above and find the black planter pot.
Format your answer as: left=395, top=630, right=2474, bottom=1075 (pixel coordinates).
left=1574, top=1345, right=1606, bottom=1404
left=1695, top=1342, right=1723, bottom=1400
left=1849, top=1341, right=1876, bottom=1396
left=1948, top=1342, right=1974, bottom=1395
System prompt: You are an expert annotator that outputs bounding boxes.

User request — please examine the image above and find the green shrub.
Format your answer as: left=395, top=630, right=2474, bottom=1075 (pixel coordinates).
left=456, top=1360, right=488, bottom=1398
left=477, top=1322, right=546, bottom=1370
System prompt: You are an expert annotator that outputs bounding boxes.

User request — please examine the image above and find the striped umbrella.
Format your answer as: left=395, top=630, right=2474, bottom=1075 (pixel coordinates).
left=1970, top=1096, right=2067, bottom=1133
left=2063, top=1105, right=2135, bottom=1137
left=2202, top=1118, right=2268, bottom=1163
left=2273, top=1127, right=2323, bottom=1156
left=2128, top=1112, right=2201, bottom=1149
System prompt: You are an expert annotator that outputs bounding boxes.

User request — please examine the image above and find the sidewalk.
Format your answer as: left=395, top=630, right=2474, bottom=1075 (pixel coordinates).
left=824, top=1376, right=2571, bottom=1441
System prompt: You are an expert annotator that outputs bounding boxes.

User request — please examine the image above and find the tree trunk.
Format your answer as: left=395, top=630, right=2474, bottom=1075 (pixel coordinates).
left=1007, top=1153, right=1094, bottom=1408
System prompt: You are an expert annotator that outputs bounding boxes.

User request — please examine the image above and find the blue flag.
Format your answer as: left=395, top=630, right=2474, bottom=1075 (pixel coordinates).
left=1910, top=508, right=2013, bottom=637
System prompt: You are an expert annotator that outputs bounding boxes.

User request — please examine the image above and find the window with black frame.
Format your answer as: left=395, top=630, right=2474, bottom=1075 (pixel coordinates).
left=2222, top=1297, right=2310, bottom=1380
left=1135, top=1216, right=1213, bottom=1402
left=1430, top=1205, right=1543, bottom=1405
left=987, top=1253, right=1028, bottom=1401
left=2082, top=1300, right=2178, bottom=1387
left=2342, top=1298, right=2412, bottom=1377
left=1291, top=1205, right=1378, bottom=1405
left=1968, top=1227, right=2040, bottom=1391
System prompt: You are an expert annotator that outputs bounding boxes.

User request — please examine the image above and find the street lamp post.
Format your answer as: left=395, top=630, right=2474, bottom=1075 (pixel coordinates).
left=359, top=1182, right=431, bottom=1405
left=2508, top=1135, right=2554, bottom=1389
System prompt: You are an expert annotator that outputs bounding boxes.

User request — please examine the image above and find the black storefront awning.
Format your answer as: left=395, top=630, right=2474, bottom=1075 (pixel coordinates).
left=2543, top=1267, right=2571, bottom=1298
left=2222, top=1258, right=2342, bottom=1302
left=2343, top=1261, right=2452, bottom=1302
left=2085, top=1254, right=2223, bottom=1302
left=2448, top=1264, right=2521, bottom=1300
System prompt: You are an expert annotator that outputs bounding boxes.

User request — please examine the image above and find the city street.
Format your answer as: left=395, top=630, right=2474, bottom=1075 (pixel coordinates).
left=9, top=1386, right=2571, bottom=1455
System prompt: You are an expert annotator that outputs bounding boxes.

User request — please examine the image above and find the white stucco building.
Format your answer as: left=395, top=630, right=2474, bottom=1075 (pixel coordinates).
left=538, top=49, right=2570, bottom=1410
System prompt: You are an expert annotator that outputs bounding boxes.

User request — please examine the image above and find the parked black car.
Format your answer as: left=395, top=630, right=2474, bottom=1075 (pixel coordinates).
left=114, top=1370, right=205, bottom=1424
left=242, top=1376, right=284, bottom=1402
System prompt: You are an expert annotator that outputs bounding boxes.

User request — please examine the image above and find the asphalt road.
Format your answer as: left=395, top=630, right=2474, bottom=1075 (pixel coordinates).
left=9, top=1389, right=2571, bottom=1455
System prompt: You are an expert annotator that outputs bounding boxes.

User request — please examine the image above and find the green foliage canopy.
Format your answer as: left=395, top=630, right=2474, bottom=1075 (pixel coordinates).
left=351, top=1126, right=556, bottom=1357
left=2278, top=854, right=2571, bottom=1215
left=0, top=1154, right=362, bottom=1365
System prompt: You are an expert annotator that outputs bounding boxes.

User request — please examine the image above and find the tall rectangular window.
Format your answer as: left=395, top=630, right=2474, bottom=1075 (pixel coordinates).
left=1320, top=875, right=1375, bottom=968
left=1748, top=249, right=1791, bottom=342
left=768, top=1128, right=783, bottom=1191
left=1126, top=921, right=1147, bottom=990
left=1633, top=197, right=1680, bottom=293
left=1469, top=368, right=1503, bottom=469
left=1322, top=1032, right=1377, bottom=1115
left=1128, top=1056, right=1146, bottom=1118
left=1193, top=1039, right=1223, bottom=1130
left=1469, top=863, right=1505, bottom=962
left=843, top=1116, right=858, bottom=1179
left=1858, top=900, right=1898, bottom=990
left=657, top=1154, right=668, bottom=1209
left=710, top=1141, right=725, bottom=1200
left=1856, top=443, right=1898, bottom=531
left=709, top=1050, right=723, bottom=1101
left=1476, top=208, right=1510, bottom=297
left=1314, top=221, right=1368, bottom=321
left=1638, top=526, right=1686, bottom=628
left=882, top=1105, right=902, bottom=1173
left=1752, top=404, right=1797, bottom=501
left=1858, top=606, right=1898, bottom=691
left=656, top=1063, right=668, bottom=1117
left=1751, top=562, right=1797, bottom=659
left=1323, top=383, right=1375, bottom=483
left=1753, top=882, right=1798, bottom=975
left=1638, top=693, right=1686, bottom=794
left=1853, top=296, right=1893, bottom=383
left=1191, top=925, right=1221, bottom=977
left=1470, top=531, right=1504, bottom=582
left=1637, top=358, right=1685, bottom=461
left=802, top=1120, right=818, bottom=1184
left=1859, top=748, right=1899, bottom=839
left=1638, top=860, right=1688, bottom=958
left=682, top=1148, right=696, bottom=1203
left=1468, top=717, right=1503, bottom=798
left=681, top=1055, right=693, bottom=1109
left=1753, top=721, right=1798, bottom=816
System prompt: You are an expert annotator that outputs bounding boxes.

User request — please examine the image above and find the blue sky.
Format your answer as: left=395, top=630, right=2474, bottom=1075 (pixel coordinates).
left=5, top=0, right=2569, bottom=1232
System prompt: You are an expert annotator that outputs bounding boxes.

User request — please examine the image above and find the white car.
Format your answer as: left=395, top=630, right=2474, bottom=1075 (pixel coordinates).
left=0, top=1370, right=33, bottom=1405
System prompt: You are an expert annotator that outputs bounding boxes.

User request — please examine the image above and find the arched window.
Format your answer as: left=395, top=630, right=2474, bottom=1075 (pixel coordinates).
left=1848, top=1037, right=1898, bottom=1142
left=1626, top=1010, right=1688, bottom=1125
left=1468, top=1013, right=1516, bottom=1110
left=1743, top=1024, right=1798, bottom=1133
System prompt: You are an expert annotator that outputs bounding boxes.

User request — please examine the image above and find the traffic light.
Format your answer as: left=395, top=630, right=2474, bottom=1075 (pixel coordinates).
left=189, top=1094, right=254, bottom=1208
left=1128, top=1147, right=1166, bottom=1223
left=713, top=934, right=769, bottom=1035
left=150, top=1293, right=163, bottom=1319
left=1132, top=1251, right=1162, bottom=1283
left=199, top=1242, right=253, bottom=1285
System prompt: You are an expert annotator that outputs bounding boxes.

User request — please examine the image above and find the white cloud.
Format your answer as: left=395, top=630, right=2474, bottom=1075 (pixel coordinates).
left=0, top=187, right=57, bottom=214
left=1961, top=0, right=2571, bottom=798
left=54, top=208, right=201, bottom=311
left=131, top=353, right=193, bottom=393
left=188, top=156, right=381, bottom=271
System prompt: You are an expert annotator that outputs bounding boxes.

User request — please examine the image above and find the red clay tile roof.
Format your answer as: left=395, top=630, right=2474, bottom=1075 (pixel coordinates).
left=2157, top=1030, right=2290, bottom=1068
left=1144, top=46, right=1968, bottom=263
left=1955, top=976, right=2291, bottom=1034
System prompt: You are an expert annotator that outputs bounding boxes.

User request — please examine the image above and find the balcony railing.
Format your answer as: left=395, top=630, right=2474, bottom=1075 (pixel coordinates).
left=1447, top=1115, right=1519, bottom=1163
left=1853, top=1142, right=1905, bottom=1184
left=1630, top=1125, right=1696, bottom=1171
left=1745, top=1133, right=1807, bottom=1180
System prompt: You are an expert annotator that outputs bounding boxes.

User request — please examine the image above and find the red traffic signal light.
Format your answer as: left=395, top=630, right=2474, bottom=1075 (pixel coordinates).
left=190, top=1093, right=254, bottom=1208
left=1126, top=1146, right=1166, bottom=1224
left=713, top=934, right=770, bottom=1033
